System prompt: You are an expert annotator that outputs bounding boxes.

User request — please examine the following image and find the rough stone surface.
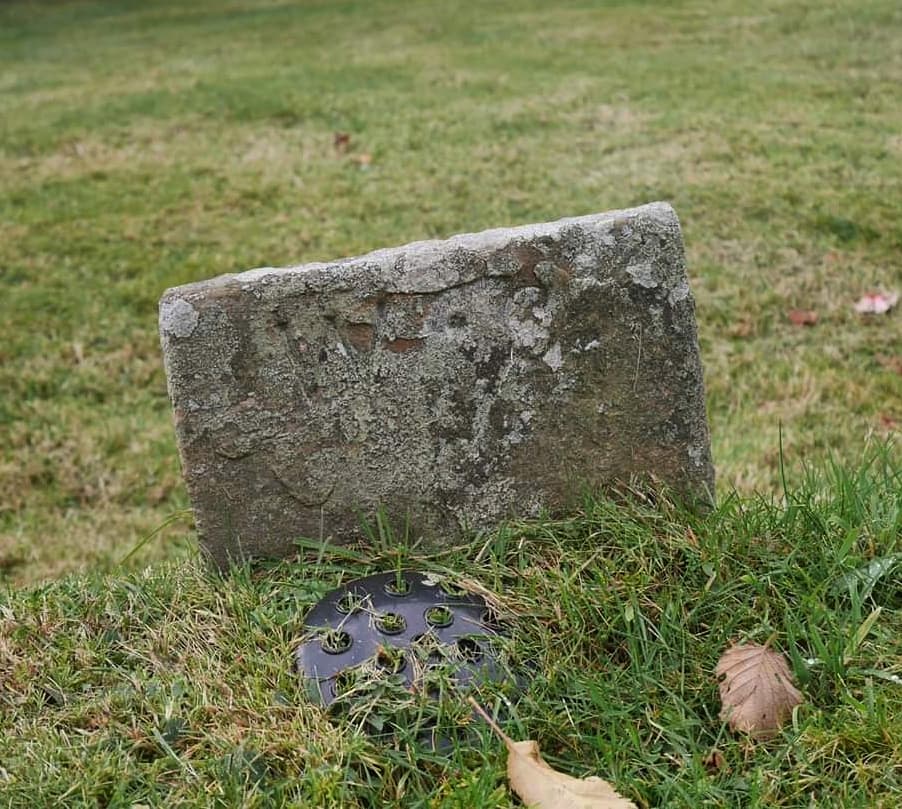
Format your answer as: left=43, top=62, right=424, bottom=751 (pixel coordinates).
left=160, top=202, right=714, bottom=568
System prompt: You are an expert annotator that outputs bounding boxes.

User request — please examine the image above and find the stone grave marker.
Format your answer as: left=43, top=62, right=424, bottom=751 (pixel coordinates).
left=160, top=202, right=713, bottom=568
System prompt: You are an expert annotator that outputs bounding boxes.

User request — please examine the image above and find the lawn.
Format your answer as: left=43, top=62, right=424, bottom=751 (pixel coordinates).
left=1, top=455, right=900, bottom=806
left=1, top=0, right=899, bottom=583
left=0, top=0, right=901, bottom=805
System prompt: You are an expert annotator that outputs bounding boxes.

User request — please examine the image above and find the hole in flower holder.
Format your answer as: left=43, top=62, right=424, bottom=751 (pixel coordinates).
left=384, top=577, right=411, bottom=597
left=375, top=646, right=407, bottom=674
left=331, top=669, right=357, bottom=697
left=375, top=612, right=406, bottom=635
left=336, top=593, right=365, bottom=615
left=321, top=629, right=352, bottom=655
left=425, top=606, right=454, bottom=628
left=456, top=637, right=483, bottom=663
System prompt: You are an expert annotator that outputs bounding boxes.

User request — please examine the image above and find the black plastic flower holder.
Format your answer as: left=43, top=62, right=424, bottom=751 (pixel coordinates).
left=296, top=570, right=510, bottom=708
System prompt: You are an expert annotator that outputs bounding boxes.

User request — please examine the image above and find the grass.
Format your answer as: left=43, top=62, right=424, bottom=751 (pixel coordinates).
left=1, top=450, right=900, bottom=807
left=0, top=2, right=900, bottom=802
left=0, top=0, right=900, bottom=583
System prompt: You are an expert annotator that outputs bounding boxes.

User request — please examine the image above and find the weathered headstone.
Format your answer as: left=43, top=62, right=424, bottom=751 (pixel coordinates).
left=160, top=202, right=713, bottom=568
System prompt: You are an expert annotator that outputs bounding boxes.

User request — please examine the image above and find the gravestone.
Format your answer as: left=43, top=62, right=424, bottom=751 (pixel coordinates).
left=160, top=202, right=713, bottom=568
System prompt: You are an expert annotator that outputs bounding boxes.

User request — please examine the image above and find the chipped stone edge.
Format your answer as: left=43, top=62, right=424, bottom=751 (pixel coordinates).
left=158, top=201, right=682, bottom=315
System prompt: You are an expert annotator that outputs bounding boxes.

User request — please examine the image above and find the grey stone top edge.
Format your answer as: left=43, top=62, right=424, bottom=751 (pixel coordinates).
left=160, top=201, right=681, bottom=302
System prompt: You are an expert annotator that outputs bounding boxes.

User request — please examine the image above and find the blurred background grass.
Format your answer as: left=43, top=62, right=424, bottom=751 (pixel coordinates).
left=1, top=0, right=900, bottom=584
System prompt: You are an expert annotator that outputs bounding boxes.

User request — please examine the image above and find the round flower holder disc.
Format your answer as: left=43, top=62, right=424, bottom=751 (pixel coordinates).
left=296, top=570, right=510, bottom=706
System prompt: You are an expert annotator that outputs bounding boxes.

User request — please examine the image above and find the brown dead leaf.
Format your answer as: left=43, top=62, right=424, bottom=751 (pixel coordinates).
left=333, top=132, right=351, bottom=152
left=787, top=309, right=818, bottom=327
left=702, top=749, right=727, bottom=773
left=716, top=643, right=803, bottom=739
left=468, top=698, right=636, bottom=808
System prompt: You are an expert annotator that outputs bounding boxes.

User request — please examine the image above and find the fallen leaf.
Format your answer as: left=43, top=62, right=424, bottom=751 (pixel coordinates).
left=854, top=291, right=899, bottom=315
left=787, top=309, right=818, bottom=326
left=468, top=698, right=636, bottom=808
left=716, top=643, right=803, bottom=739
left=333, top=131, right=351, bottom=152
left=702, top=748, right=727, bottom=773
left=878, top=413, right=898, bottom=431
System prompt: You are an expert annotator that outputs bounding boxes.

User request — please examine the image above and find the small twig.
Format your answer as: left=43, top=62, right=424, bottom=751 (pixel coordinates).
left=467, top=696, right=511, bottom=745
